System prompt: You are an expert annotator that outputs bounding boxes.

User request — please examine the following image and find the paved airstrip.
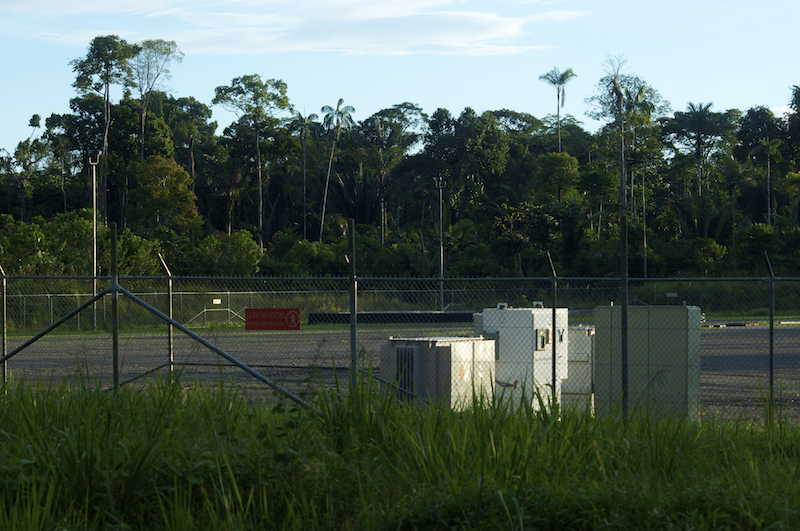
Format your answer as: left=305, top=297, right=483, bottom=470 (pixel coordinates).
left=3, top=322, right=800, bottom=417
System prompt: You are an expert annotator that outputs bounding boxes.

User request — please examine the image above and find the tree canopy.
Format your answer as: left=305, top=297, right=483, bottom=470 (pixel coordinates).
left=4, top=36, right=800, bottom=278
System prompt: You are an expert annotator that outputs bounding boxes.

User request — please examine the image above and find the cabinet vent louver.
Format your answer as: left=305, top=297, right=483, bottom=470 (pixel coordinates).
left=396, top=344, right=419, bottom=402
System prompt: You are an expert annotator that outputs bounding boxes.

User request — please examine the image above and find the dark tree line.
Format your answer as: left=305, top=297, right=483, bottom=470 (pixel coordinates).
left=2, top=35, right=800, bottom=278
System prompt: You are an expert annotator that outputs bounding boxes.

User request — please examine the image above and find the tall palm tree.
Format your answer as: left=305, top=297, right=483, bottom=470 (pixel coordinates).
left=289, top=110, right=318, bottom=240
left=663, top=102, right=735, bottom=196
left=319, top=98, right=355, bottom=242
left=362, top=115, right=415, bottom=244
left=685, top=102, right=714, bottom=195
left=539, top=67, right=576, bottom=152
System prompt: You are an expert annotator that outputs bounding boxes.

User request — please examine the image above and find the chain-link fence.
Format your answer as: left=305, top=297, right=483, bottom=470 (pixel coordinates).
left=2, top=274, right=799, bottom=421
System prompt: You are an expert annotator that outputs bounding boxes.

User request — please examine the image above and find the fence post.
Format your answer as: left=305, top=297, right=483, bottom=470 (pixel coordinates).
left=111, top=223, right=120, bottom=391
left=90, top=152, right=99, bottom=332
left=159, top=253, right=174, bottom=376
left=548, top=253, right=558, bottom=406
left=1, top=265, right=6, bottom=384
left=764, top=252, right=775, bottom=400
left=436, top=174, right=445, bottom=312
left=617, top=88, right=630, bottom=421
left=620, top=236, right=629, bottom=420
left=348, top=219, right=358, bottom=400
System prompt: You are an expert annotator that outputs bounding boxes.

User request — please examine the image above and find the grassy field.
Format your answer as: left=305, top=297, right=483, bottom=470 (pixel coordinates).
left=0, top=373, right=799, bottom=530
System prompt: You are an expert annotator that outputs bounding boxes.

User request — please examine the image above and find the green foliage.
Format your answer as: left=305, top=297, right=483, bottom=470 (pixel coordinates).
left=737, top=223, right=781, bottom=275
left=378, top=234, right=436, bottom=277
left=40, top=210, right=94, bottom=275
left=126, top=156, right=203, bottom=238
left=116, top=228, right=163, bottom=275
left=261, top=236, right=343, bottom=277
left=0, top=214, right=53, bottom=274
left=212, top=75, right=289, bottom=122
left=530, top=151, right=580, bottom=203
left=187, top=230, right=262, bottom=276
left=449, top=242, right=502, bottom=277
left=71, top=36, right=140, bottom=95
left=663, top=236, right=730, bottom=277
left=661, top=102, right=739, bottom=189
left=1, top=378, right=799, bottom=529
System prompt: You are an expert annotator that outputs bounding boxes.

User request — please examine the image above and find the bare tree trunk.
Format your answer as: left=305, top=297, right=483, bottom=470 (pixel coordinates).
left=227, top=193, right=233, bottom=236
left=17, top=183, right=27, bottom=222
left=379, top=173, right=386, bottom=245
left=101, top=83, right=111, bottom=224
left=556, top=90, right=562, bottom=152
left=256, top=123, right=263, bottom=249
left=319, top=139, right=337, bottom=242
left=139, top=100, right=147, bottom=165
left=189, top=136, right=196, bottom=191
left=302, top=135, right=307, bottom=240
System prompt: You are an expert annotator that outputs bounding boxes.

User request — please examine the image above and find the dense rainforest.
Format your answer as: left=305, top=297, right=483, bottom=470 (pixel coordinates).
left=2, top=36, right=800, bottom=279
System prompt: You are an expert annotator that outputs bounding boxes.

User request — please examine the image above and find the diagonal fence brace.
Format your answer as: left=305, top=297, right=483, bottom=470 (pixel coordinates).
left=116, top=284, right=320, bottom=414
left=1, top=287, right=111, bottom=364
left=1, top=281, right=320, bottom=415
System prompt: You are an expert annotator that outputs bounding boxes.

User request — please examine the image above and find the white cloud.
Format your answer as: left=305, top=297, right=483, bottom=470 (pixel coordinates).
left=525, top=10, right=586, bottom=22
left=175, top=2, right=572, bottom=56
left=6, top=0, right=586, bottom=56
left=0, top=0, right=453, bottom=18
left=771, top=105, right=793, bottom=118
left=40, top=29, right=152, bottom=48
left=0, top=0, right=187, bottom=16
left=177, top=12, right=541, bottom=56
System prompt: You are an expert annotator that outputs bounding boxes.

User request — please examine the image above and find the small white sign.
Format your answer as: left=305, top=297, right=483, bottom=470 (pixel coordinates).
left=212, top=298, right=222, bottom=305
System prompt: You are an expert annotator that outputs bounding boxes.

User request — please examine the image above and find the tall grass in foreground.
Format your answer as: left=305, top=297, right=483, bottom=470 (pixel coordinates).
left=0, top=375, right=799, bottom=530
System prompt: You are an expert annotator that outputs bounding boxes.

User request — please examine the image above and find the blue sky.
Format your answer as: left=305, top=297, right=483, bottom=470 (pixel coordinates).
left=1, top=0, right=797, bottom=154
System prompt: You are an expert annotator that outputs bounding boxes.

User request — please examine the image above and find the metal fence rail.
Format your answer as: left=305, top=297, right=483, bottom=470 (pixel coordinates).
left=1, top=273, right=799, bottom=421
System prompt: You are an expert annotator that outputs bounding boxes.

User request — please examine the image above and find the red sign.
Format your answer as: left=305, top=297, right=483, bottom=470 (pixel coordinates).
left=246, top=308, right=301, bottom=330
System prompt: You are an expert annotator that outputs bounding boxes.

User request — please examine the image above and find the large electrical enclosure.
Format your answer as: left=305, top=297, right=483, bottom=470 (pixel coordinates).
left=379, top=337, right=495, bottom=410
left=474, top=306, right=568, bottom=408
left=594, top=306, right=701, bottom=418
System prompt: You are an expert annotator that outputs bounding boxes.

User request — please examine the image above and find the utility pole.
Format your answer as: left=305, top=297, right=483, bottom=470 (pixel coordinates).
left=435, top=175, right=446, bottom=311
left=89, top=152, right=101, bottom=331
left=612, top=73, right=629, bottom=419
